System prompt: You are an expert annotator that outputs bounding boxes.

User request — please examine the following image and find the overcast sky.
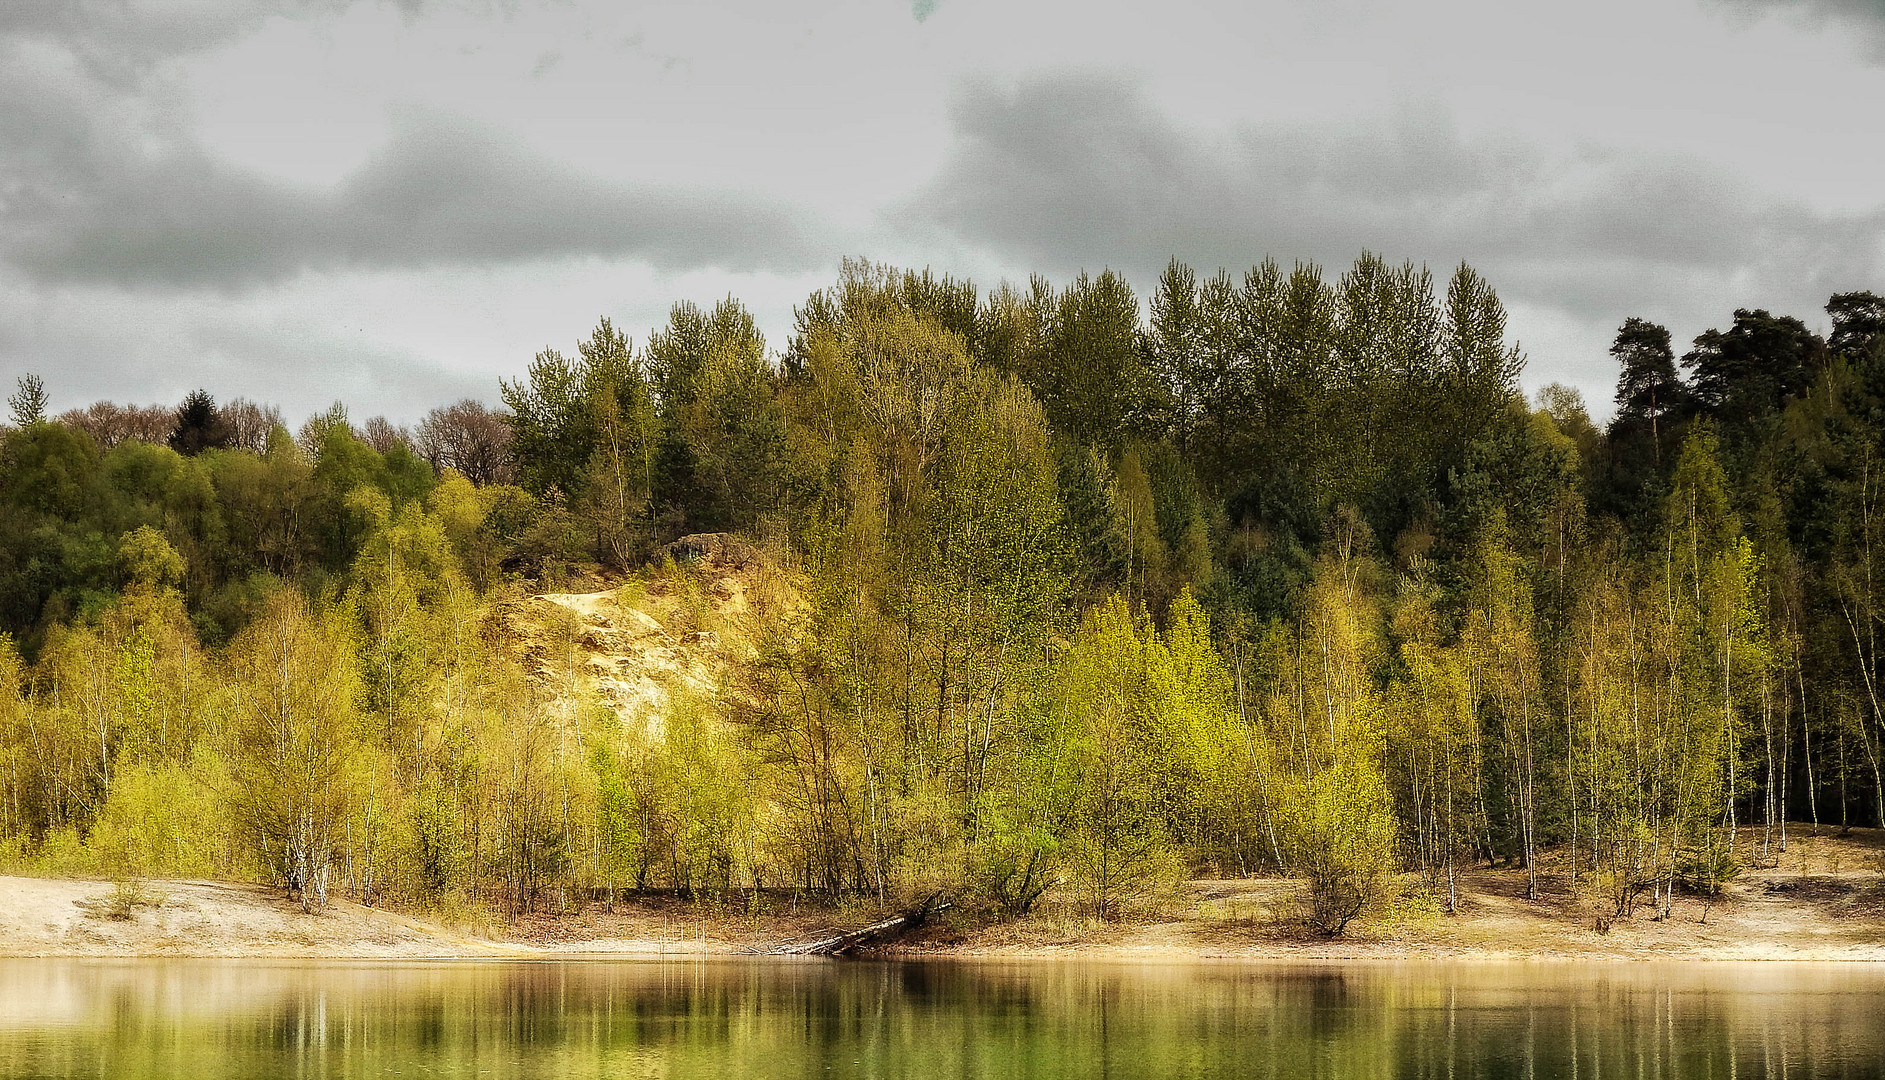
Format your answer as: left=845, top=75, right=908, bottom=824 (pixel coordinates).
left=2, top=0, right=1882, bottom=425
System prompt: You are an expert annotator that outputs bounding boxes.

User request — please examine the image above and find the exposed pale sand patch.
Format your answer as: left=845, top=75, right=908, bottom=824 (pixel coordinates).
left=7, top=844, right=1885, bottom=960
left=523, top=588, right=718, bottom=729
left=0, top=877, right=518, bottom=959
left=0, top=876, right=855, bottom=959
left=501, top=544, right=798, bottom=735
left=11, top=828, right=1885, bottom=961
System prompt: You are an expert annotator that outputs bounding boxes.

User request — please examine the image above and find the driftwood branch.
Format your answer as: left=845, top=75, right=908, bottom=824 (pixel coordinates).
left=774, top=895, right=950, bottom=956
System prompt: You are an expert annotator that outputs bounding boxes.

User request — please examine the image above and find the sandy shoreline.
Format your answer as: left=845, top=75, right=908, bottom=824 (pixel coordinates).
left=8, top=831, right=1885, bottom=962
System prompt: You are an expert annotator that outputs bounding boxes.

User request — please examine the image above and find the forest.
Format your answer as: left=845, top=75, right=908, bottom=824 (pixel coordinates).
left=2, top=255, right=1883, bottom=935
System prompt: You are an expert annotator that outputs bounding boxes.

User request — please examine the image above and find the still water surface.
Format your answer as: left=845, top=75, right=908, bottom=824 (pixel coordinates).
left=0, top=958, right=1881, bottom=1078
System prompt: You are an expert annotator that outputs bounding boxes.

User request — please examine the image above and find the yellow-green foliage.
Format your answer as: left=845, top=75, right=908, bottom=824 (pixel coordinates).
left=116, top=526, right=185, bottom=590
left=225, top=590, right=363, bottom=909
left=0, top=268, right=1818, bottom=945
left=1050, top=591, right=1260, bottom=919
left=1056, top=598, right=1185, bottom=919
left=1144, top=591, right=1248, bottom=863
left=88, top=761, right=230, bottom=879
left=1382, top=582, right=1478, bottom=910
left=0, top=635, right=30, bottom=840
left=1273, top=758, right=1397, bottom=935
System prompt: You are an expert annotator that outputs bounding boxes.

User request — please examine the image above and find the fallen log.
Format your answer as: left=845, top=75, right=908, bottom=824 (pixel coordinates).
left=774, top=895, right=950, bottom=956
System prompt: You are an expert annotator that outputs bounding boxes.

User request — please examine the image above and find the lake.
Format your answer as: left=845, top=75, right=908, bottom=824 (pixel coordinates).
left=0, top=959, right=1880, bottom=1078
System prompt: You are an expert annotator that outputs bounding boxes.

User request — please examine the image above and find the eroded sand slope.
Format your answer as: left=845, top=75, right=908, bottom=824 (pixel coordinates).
left=502, top=533, right=797, bottom=733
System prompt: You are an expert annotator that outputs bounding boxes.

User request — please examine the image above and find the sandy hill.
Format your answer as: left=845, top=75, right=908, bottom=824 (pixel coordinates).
left=500, top=533, right=801, bottom=733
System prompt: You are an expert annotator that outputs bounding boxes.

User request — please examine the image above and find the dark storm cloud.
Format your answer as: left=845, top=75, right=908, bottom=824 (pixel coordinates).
left=908, top=72, right=1885, bottom=322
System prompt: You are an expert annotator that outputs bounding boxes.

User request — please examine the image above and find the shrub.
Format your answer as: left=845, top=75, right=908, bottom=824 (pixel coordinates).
left=1678, top=841, right=1740, bottom=895
left=103, top=878, right=160, bottom=920
left=1277, top=759, right=1396, bottom=936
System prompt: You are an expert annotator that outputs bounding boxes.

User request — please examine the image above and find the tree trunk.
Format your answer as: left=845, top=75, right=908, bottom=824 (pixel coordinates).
left=775, top=896, right=950, bottom=955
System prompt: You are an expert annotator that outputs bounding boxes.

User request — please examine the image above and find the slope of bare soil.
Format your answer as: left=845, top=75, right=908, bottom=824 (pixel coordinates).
left=500, top=533, right=798, bottom=731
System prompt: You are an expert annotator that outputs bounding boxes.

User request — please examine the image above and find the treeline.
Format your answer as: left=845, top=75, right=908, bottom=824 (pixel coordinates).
left=1, top=257, right=1882, bottom=933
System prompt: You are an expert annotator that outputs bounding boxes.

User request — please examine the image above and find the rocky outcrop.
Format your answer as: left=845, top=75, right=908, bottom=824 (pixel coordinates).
left=663, top=533, right=765, bottom=571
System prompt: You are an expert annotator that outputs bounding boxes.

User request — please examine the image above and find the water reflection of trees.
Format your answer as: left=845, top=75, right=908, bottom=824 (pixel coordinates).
left=0, top=961, right=1882, bottom=1078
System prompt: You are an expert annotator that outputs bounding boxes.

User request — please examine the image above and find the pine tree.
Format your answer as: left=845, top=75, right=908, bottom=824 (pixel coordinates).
left=168, top=390, right=233, bottom=456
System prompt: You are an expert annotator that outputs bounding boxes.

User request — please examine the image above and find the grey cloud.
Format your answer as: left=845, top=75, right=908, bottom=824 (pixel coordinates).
left=0, top=294, right=494, bottom=426
left=907, top=71, right=1885, bottom=328
left=0, top=1, right=355, bottom=85
left=1784, top=0, right=1885, bottom=19
left=0, top=0, right=819, bottom=288
left=0, top=0, right=437, bottom=51
left=1, top=84, right=828, bottom=286
left=1716, top=0, right=1885, bottom=22
left=1712, top=0, right=1885, bottom=59
left=187, top=318, right=495, bottom=423
left=329, top=118, right=824, bottom=275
